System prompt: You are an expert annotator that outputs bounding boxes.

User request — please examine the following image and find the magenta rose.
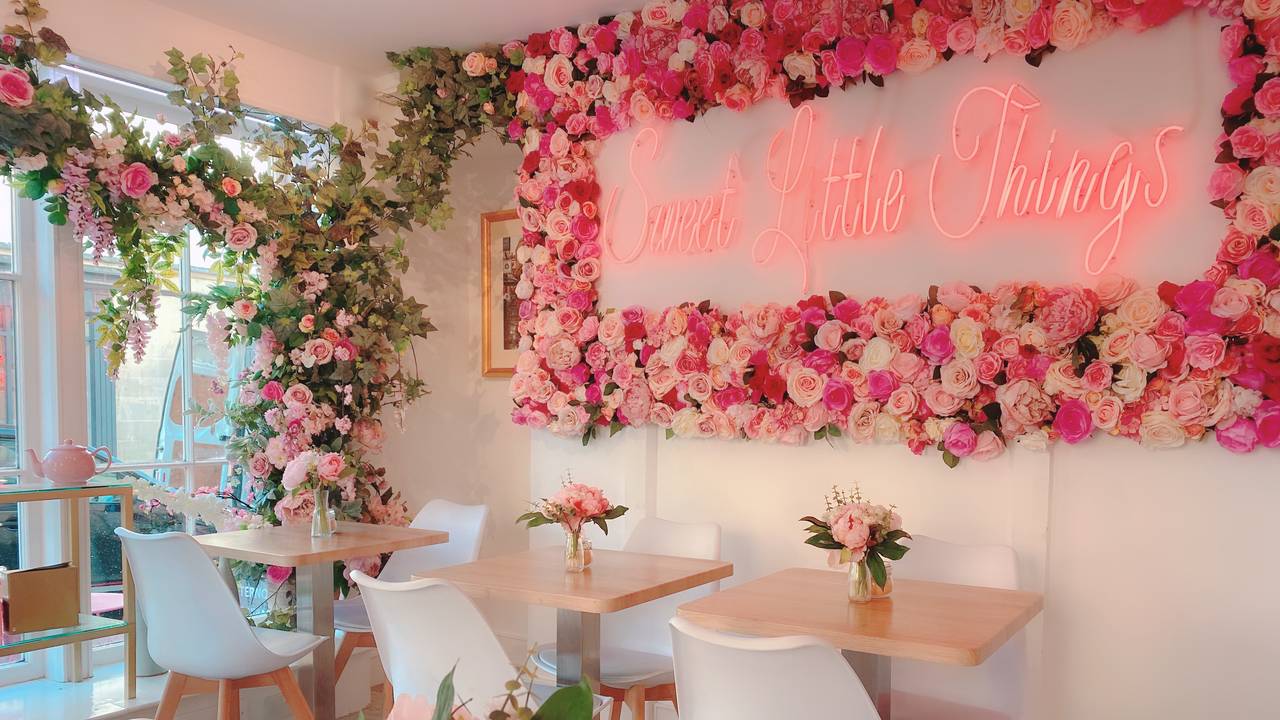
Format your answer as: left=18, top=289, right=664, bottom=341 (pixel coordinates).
left=822, top=379, right=853, bottom=414
left=119, top=162, right=156, bottom=199
left=260, top=380, right=284, bottom=402
left=1215, top=417, right=1259, bottom=453
left=1052, top=398, right=1093, bottom=444
left=865, top=35, right=897, bottom=76
left=920, top=326, right=956, bottom=364
left=0, top=65, right=33, bottom=107
left=942, top=422, right=977, bottom=457
left=1256, top=78, right=1280, bottom=117
left=866, top=370, right=899, bottom=400
left=1255, top=400, right=1280, bottom=448
left=834, top=37, right=866, bottom=76
left=1173, top=280, right=1217, bottom=314
left=1238, top=250, right=1280, bottom=289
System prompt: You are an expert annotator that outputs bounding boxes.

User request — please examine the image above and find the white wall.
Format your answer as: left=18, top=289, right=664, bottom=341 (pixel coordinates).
left=45, top=0, right=373, bottom=125
left=377, top=134, right=533, bottom=651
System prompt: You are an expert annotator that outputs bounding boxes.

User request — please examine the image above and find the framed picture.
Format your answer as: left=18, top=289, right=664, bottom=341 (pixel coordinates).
left=481, top=209, right=523, bottom=377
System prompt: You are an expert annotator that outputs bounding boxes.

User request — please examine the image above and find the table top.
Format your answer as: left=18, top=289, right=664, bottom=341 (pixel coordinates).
left=0, top=480, right=132, bottom=502
left=195, top=521, right=448, bottom=566
left=414, top=547, right=734, bottom=614
left=676, top=568, right=1043, bottom=666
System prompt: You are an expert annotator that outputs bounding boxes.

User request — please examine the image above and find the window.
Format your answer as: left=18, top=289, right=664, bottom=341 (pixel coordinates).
left=0, top=180, right=24, bottom=673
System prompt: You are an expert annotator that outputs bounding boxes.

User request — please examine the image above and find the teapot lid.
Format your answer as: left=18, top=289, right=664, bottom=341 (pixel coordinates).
left=57, top=439, right=85, bottom=448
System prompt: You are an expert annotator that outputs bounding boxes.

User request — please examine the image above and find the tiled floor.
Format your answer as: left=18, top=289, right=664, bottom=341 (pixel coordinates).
left=339, top=685, right=387, bottom=720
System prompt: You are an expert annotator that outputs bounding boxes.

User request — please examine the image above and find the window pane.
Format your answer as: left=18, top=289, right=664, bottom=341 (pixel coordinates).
left=0, top=280, right=16, bottom=471
left=0, top=476, right=18, bottom=666
left=0, top=179, right=12, bottom=273
left=85, top=288, right=185, bottom=464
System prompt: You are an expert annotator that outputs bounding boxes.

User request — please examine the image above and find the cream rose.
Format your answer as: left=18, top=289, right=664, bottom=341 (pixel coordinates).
left=1245, top=0, right=1280, bottom=18
left=885, top=385, right=919, bottom=417
left=1138, top=411, right=1186, bottom=449
left=1112, top=363, right=1148, bottom=403
left=1049, top=0, right=1093, bottom=51
left=1244, top=165, right=1280, bottom=205
left=787, top=367, right=825, bottom=407
left=1090, top=394, right=1124, bottom=431
left=949, top=316, right=985, bottom=359
left=940, top=358, right=980, bottom=399
left=897, top=38, right=939, bottom=74
left=1115, top=288, right=1165, bottom=332
left=860, top=337, right=895, bottom=370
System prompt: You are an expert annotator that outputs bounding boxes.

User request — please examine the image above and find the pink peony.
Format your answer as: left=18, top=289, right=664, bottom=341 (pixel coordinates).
left=1052, top=398, right=1093, bottom=444
left=119, top=162, right=156, bottom=199
left=829, top=505, right=871, bottom=553
left=550, top=482, right=612, bottom=531
left=1215, top=417, right=1259, bottom=453
left=281, top=450, right=316, bottom=491
left=0, top=65, right=33, bottom=107
left=943, top=422, right=977, bottom=457
left=1039, top=287, right=1099, bottom=346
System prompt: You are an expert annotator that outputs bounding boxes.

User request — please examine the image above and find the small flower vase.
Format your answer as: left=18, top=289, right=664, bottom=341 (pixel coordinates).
left=564, top=531, right=586, bottom=573
left=847, top=559, right=893, bottom=603
left=311, top=486, right=335, bottom=538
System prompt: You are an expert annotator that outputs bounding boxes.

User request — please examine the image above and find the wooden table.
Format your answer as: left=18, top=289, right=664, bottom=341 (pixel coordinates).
left=0, top=481, right=136, bottom=700
left=415, top=546, right=733, bottom=689
left=677, top=568, right=1043, bottom=719
left=196, top=521, right=448, bottom=720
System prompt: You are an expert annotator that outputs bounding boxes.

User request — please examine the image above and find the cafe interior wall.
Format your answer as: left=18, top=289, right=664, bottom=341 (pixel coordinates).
left=531, top=13, right=1280, bottom=720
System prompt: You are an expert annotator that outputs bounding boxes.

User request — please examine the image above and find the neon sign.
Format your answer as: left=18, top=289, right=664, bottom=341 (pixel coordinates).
left=600, top=82, right=1183, bottom=292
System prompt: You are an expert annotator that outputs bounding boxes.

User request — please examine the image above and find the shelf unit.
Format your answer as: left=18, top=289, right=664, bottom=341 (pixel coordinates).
left=0, top=480, right=135, bottom=699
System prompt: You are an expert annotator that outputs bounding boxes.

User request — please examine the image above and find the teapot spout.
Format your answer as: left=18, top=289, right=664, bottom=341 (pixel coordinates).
left=25, top=449, right=44, bottom=478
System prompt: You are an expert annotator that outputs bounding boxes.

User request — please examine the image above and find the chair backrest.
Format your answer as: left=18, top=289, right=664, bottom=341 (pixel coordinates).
left=890, top=534, right=1023, bottom=715
left=669, top=616, right=880, bottom=720
left=352, top=571, right=514, bottom=708
left=892, top=534, right=1019, bottom=590
left=604, top=517, right=722, bottom=656
left=378, top=500, right=489, bottom=582
left=115, top=529, right=274, bottom=678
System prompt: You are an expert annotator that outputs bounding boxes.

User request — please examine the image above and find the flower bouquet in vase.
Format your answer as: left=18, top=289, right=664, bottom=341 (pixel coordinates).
left=800, top=487, right=911, bottom=603
left=281, top=449, right=348, bottom=537
left=518, top=475, right=627, bottom=573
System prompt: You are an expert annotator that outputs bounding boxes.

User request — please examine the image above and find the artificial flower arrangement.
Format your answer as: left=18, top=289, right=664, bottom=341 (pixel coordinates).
left=282, top=448, right=351, bottom=537
left=801, top=486, right=910, bottom=603
left=381, top=657, right=594, bottom=720
left=517, top=474, right=628, bottom=572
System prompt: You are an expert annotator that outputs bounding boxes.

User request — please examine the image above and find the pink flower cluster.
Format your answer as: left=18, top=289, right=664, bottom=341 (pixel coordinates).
left=502, top=0, right=1280, bottom=463
left=545, top=481, right=614, bottom=532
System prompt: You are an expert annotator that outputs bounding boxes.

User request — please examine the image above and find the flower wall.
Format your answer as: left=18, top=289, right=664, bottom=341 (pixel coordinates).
left=479, top=0, right=1280, bottom=466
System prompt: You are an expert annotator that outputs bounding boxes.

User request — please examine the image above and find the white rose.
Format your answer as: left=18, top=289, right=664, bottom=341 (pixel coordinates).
left=1112, top=362, right=1148, bottom=403
left=1138, top=411, right=1186, bottom=449
left=950, top=317, right=985, bottom=359
left=860, top=337, right=895, bottom=371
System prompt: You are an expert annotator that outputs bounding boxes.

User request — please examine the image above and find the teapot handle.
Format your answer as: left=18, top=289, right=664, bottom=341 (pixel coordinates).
left=91, top=446, right=113, bottom=475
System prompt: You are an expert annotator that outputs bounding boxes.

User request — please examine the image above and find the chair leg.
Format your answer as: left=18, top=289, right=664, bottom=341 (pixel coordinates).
left=383, top=681, right=395, bottom=715
left=155, top=672, right=189, bottom=720
left=270, top=668, right=315, bottom=720
left=600, top=685, right=625, bottom=720
left=624, top=685, right=646, bottom=720
left=335, top=631, right=361, bottom=680
left=218, top=679, right=240, bottom=720
left=648, top=683, right=677, bottom=713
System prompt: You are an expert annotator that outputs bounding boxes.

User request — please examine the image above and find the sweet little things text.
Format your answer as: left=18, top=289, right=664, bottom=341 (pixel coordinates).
left=600, top=82, right=1182, bottom=292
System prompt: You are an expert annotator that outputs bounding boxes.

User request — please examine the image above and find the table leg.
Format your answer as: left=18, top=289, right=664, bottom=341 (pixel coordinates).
left=555, top=609, right=601, bottom=691
left=842, top=650, right=891, bottom=719
left=296, top=561, right=336, bottom=720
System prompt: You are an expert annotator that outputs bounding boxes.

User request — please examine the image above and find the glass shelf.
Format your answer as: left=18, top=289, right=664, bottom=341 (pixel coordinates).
left=0, top=614, right=128, bottom=656
left=0, top=479, right=131, bottom=502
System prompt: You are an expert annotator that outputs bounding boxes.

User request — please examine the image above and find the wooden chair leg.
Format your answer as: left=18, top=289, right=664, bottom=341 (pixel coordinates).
left=335, top=631, right=361, bottom=680
left=270, top=668, right=315, bottom=720
left=609, top=691, right=624, bottom=720
left=600, top=684, right=625, bottom=720
left=648, top=683, right=677, bottom=713
left=624, top=685, right=646, bottom=720
left=218, top=679, right=240, bottom=720
left=155, top=672, right=189, bottom=720
left=383, top=681, right=395, bottom=715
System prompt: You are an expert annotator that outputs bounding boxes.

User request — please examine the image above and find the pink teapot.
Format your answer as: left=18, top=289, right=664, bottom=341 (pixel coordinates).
left=26, top=440, right=113, bottom=485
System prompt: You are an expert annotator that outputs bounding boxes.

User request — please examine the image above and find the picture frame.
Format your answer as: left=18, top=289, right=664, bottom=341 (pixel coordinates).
left=481, top=208, right=523, bottom=377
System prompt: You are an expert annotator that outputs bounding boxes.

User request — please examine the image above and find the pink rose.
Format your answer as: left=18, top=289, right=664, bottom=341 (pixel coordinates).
left=119, top=162, right=157, bottom=199
left=1167, top=382, right=1206, bottom=425
left=282, top=383, right=313, bottom=407
left=1207, top=164, right=1245, bottom=202
left=829, top=505, right=871, bottom=552
left=822, top=379, right=853, bottom=414
left=936, top=281, right=975, bottom=312
left=315, top=452, right=345, bottom=480
left=972, top=430, right=1005, bottom=461
left=231, top=298, right=257, bottom=321
left=1080, top=360, right=1113, bottom=392
left=266, top=565, right=293, bottom=585
left=974, top=352, right=1003, bottom=384
left=261, top=380, right=284, bottom=402
left=834, top=37, right=866, bottom=76
left=299, top=314, right=316, bottom=332
left=943, top=422, right=977, bottom=457
left=866, top=370, right=899, bottom=400
left=247, top=453, right=271, bottom=478
left=352, top=417, right=385, bottom=452
left=923, top=382, right=964, bottom=416
left=1255, top=400, right=1280, bottom=447
left=865, top=35, right=897, bottom=75
left=1215, top=417, right=1259, bottom=453
left=1128, top=333, right=1170, bottom=371
left=1184, top=334, right=1226, bottom=370
left=946, top=18, right=977, bottom=53
left=225, top=223, right=258, bottom=251
left=0, top=65, right=33, bottom=107
left=304, top=337, right=334, bottom=365
left=920, top=326, right=956, bottom=364
left=1255, top=78, right=1280, bottom=117
left=1239, top=250, right=1280, bottom=288
left=1038, top=286, right=1099, bottom=346
left=1052, top=398, right=1093, bottom=444
left=1211, top=286, right=1251, bottom=320
left=1230, top=125, right=1267, bottom=159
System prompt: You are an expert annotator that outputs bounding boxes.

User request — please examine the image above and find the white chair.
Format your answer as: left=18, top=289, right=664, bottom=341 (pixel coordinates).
left=351, top=571, right=613, bottom=717
left=115, top=529, right=325, bottom=720
left=669, top=616, right=880, bottom=720
left=333, top=500, right=488, bottom=697
left=891, top=535, right=1024, bottom=719
left=532, top=517, right=721, bottom=719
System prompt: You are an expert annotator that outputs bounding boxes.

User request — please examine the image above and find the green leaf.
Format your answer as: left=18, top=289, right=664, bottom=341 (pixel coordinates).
left=941, top=450, right=959, bottom=468
left=432, top=664, right=457, bottom=720
left=866, top=550, right=887, bottom=588
left=601, top=505, right=628, bottom=520
left=532, top=679, right=593, bottom=720
left=882, top=529, right=911, bottom=543
left=591, top=516, right=609, bottom=535
left=804, top=534, right=843, bottom=550
left=875, top=540, right=909, bottom=561
left=798, top=515, right=830, bottom=530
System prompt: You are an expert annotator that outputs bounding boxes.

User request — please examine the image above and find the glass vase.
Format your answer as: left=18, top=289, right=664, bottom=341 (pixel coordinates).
left=564, top=531, right=585, bottom=573
left=847, top=559, right=893, bottom=603
left=311, top=486, right=335, bottom=538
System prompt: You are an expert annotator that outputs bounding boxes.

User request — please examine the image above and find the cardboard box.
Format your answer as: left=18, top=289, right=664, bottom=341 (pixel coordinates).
left=2, top=563, right=79, bottom=634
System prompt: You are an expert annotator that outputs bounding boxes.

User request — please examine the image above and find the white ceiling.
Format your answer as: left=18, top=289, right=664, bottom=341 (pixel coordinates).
left=152, top=0, right=630, bottom=74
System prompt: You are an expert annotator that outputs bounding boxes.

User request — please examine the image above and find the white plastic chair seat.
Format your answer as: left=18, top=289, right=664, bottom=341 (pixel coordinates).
left=248, top=626, right=327, bottom=673
left=333, top=596, right=371, bottom=633
left=533, top=645, right=674, bottom=687
left=891, top=691, right=1012, bottom=720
